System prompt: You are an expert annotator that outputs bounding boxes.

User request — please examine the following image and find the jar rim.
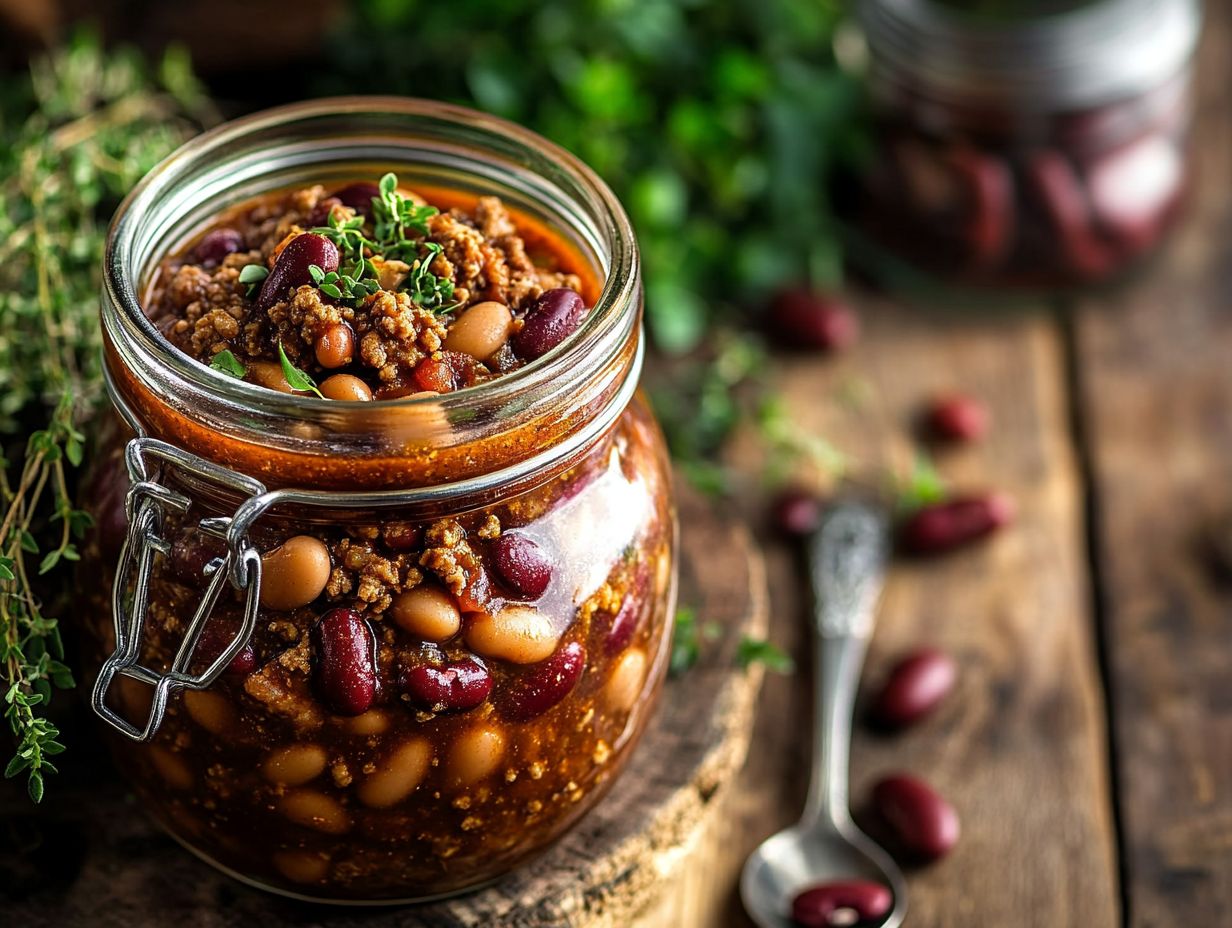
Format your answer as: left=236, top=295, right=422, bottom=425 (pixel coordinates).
left=858, top=0, right=1202, bottom=110
left=101, top=97, right=643, bottom=492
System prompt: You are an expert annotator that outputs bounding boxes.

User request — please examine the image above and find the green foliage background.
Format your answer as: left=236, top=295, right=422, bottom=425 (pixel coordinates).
left=316, top=0, right=865, bottom=353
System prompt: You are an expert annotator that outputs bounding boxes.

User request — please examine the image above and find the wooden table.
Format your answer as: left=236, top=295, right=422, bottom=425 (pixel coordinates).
left=702, top=8, right=1232, bottom=926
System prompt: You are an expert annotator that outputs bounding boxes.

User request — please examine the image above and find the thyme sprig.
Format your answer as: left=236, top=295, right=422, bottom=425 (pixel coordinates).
left=308, top=261, right=380, bottom=303
left=0, top=32, right=210, bottom=802
left=308, top=172, right=456, bottom=312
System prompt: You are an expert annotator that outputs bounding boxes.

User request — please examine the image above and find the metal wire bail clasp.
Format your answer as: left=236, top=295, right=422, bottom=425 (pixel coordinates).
left=90, top=437, right=268, bottom=742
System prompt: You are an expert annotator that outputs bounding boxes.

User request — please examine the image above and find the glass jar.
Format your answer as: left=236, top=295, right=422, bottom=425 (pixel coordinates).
left=80, top=98, right=676, bottom=902
left=851, top=0, right=1202, bottom=289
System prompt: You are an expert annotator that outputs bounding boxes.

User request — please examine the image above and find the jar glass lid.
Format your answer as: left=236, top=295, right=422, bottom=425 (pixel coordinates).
left=858, top=0, right=1203, bottom=109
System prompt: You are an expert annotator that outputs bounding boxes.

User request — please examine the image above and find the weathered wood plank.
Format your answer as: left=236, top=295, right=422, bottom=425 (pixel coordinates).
left=719, top=301, right=1120, bottom=926
left=0, top=487, right=767, bottom=927
left=1071, top=7, right=1232, bottom=925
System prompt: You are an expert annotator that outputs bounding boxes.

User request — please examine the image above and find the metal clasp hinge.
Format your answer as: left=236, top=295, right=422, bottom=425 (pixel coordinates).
left=90, top=437, right=268, bottom=742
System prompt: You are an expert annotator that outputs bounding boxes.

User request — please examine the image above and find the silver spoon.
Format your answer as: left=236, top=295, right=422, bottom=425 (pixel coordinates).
left=741, top=501, right=907, bottom=928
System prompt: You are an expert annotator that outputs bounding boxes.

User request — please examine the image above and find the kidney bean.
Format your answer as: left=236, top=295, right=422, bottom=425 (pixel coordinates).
left=772, top=488, right=823, bottom=537
left=1026, top=151, right=1115, bottom=280
left=605, top=594, right=641, bottom=655
left=194, top=227, right=244, bottom=267
left=501, top=641, right=586, bottom=721
left=1087, top=133, right=1182, bottom=255
left=872, top=773, right=960, bottom=861
left=899, top=493, right=1015, bottom=555
left=445, top=300, right=514, bottom=361
left=311, top=608, right=376, bottom=716
left=871, top=647, right=956, bottom=729
left=260, top=535, right=332, bottom=610
left=170, top=529, right=225, bottom=587
left=492, top=532, right=552, bottom=599
left=192, top=617, right=257, bottom=676
left=314, top=322, right=355, bottom=369
left=400, top=657, right=492, bottom=712
left=411, top=350, right=483, bottom=394
left=926, top=393, right=989, bottom=443
left=512, top=288, right=587, bottom=361
left=768, top=289, right=859, bottom=352
left=256, top=233, right=339, bottom=311
left=946, top=145, right=1014, bottom=269
left=319, top=373, right=373, bottom=402
left=331, top=181, right=382, bottom=217
left=790, top=880, right=893, bottom=927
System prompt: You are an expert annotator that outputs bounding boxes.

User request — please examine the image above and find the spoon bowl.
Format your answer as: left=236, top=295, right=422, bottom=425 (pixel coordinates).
left=741, top=821, right=907, bottom=927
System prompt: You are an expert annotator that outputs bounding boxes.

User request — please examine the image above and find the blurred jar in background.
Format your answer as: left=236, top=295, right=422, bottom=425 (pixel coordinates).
left=851, top=0, right=1202, bottom=289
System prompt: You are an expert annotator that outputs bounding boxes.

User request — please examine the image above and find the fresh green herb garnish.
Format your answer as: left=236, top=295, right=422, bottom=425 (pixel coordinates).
left=669, top=606, right=722, bottom=677
left=209, top=349, right=246, bottom=378
left=307, top=172, right=455, bottom=312
left=237, top=263, right=269, bottom=298
left=736, top=636, right=795, bottom=673
left=401, top=241, right=457, bottom=313
left=372, top=171, right=438, bottom=242
left=277, top=342, right=324, bottom=398
left=307, top=262, right=379, bottom=303
left=894, top=452, right=947, bottom=513
left=310, top=210, right=369, bottom=261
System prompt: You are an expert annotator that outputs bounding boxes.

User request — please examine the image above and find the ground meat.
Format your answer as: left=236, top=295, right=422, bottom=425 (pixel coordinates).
left=243, top=639, right=323, bottom=730
left=426, top=197, right=579, bottom=313
left=147, top=181, right=589, bottom=392
left=419, top=519, right=486, bottom=602
left=165, top=262, right=255, bottom=358
left=356, top=290, right=446, bottom=383
left=325, top=538, right=423, bottom=614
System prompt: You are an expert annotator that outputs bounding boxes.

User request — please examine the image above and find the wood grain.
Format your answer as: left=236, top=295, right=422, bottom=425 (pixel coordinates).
left=1070, top=5, right=1232, bottom=924
left=719, top=301, right=1121, bottom=927
left=0, top=486, right=768, bottom=927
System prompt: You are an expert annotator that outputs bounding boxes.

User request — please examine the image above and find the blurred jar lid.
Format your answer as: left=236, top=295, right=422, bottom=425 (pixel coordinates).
left=858, top=0, right=1203, bottom=110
